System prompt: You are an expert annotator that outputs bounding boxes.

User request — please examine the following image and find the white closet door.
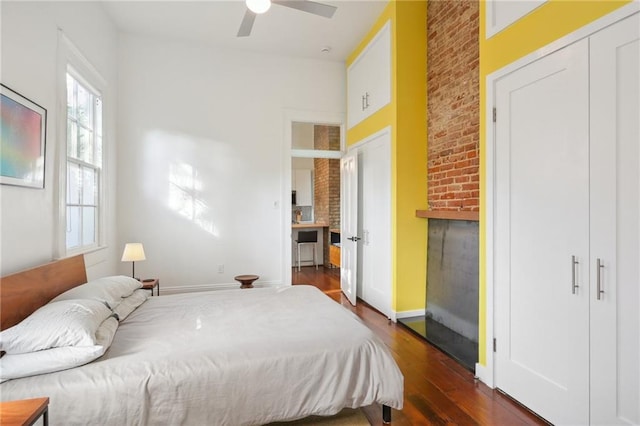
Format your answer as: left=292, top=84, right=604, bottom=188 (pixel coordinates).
left=589, top=12, right=640, bottom=425
left=494, top=39, right=590, bottom=425
left=357, top=131, right=392, bottom=319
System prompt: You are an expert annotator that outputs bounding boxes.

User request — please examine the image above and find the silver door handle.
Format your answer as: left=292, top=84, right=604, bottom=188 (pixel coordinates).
left=571, top=255, right=579, bottom=294
left=361, top=95, right=366, bottom=111
left=347, top=236, right=361, bottom=242
left=596, top=258, right=604, bottom=300
left=365, top=92, right=370, bottom=108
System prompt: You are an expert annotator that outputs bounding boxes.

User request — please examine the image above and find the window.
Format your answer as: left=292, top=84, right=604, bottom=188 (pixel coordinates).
left=65, top=72, right=102, bottom=251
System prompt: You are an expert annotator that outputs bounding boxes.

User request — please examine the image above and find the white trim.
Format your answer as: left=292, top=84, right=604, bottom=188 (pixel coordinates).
left=485, top=0, right=547, bottom=39
left=481, top=81, right=496, bottom=388
left=58, top=31, right=106, bottom=88
left=161, top=281, right=285, bottom=295
left=482, top=3, right=639, bottom=389
left=55, top=29, right=109, bottom=263
left=291, top=149, right=342, bottom=159
left=486, top=2, right=640, bottom=82
left=475, top=362, right=493, bottom=387
left=396, top=309, right=425, bottom=319
left=348, top=125, right=391, bottom=151
left=282, top=108, right=345, bottom=287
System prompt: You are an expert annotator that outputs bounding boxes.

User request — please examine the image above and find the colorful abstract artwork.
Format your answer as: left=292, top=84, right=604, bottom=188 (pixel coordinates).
left=0, top=84, right=46, bottom=188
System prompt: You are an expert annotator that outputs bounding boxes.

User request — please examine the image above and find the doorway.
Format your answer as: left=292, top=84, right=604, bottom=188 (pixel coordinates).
left=291, top=123, right=341, bottom=270
left=282, top=110, right=344, bottom=287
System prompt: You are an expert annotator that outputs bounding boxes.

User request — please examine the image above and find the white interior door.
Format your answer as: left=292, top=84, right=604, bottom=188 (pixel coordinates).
left=494, top=39, right=590, bottom=425
left=589, top=13, right=640, bottom=425
left=340, top=151, right=358, bottom=306
left=358, top=132, right=392, bottom=319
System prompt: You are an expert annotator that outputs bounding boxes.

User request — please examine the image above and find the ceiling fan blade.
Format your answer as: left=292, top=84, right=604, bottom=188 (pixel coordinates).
left=237, top=9, right=256, bottom=37
left=273, top=0, right=337, bottom=18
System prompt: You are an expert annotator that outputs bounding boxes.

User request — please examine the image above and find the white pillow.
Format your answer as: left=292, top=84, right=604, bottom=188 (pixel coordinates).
left=113, top=289, right=149, bottom=321
left=50, top=275, right=142, bottom=309
left=0, top=299, right=113, bottom=354
left=0, top=316, right=119, bottom=382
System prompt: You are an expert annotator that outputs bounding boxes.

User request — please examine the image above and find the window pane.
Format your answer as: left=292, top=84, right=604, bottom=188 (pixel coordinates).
left=67, top=75, right=76, bottom=120
left=78, top=126, right=93, bottom=164
left=77, top=84, right=93, bottom=128
left=67, top=163, right=80, bottom=204
left=67, top=120, right=78, bottom=159
left=82, top=167, right=96, bottom=205
left=95, top=98, right=102, bottom=137
left=292, top=122, right=341, bottom=151
left=82, top=207, right=96, bottom=245
left=95, top=136, right=102, bottom=167
left=66, top=206, right=81, bottom=249
left=65, top=72, right=102, bottom=253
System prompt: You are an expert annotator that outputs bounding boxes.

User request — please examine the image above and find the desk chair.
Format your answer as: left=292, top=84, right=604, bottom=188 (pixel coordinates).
left=295, top=230, right=318, bottom=272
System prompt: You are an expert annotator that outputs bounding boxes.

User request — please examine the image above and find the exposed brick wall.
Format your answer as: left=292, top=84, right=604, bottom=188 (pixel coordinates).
left=427, top=0, right=480, bottom=211
left=314, top=125, right=341, bottom=266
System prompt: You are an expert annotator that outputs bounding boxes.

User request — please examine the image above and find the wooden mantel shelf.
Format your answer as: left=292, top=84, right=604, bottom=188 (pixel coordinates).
left=415, top=210, right=479, bottom=221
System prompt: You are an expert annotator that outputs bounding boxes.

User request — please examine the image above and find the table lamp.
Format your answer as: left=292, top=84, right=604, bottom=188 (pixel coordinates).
left=121, top=243, right=146, bottom=279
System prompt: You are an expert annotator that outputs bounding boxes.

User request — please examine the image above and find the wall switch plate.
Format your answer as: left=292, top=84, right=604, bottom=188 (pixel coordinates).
left=218, top=264, right=224, bottom=273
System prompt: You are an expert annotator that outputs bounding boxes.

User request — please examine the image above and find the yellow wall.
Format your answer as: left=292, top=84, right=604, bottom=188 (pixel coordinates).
left=478, top=0, right=632, bottom=365
left=346, top=0, right=427, bottom=314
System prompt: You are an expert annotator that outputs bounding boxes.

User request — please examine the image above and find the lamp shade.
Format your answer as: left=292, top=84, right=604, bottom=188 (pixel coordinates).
left=246, top=0, right=271, bottom=14
left=121, top=243, right=146, bottom=262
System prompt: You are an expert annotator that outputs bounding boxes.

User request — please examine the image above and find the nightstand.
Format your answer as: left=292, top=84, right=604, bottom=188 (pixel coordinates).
left=141, top=278, right=160, bottom=296
left=0, top=397, right=49, bottom=426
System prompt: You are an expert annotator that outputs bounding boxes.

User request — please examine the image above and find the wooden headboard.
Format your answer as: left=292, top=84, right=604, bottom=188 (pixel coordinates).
left=0, top=255, right=87, bottom=330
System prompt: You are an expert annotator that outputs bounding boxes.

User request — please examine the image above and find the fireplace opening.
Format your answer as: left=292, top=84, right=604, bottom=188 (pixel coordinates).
left=399, top=218, right=479, bottom=371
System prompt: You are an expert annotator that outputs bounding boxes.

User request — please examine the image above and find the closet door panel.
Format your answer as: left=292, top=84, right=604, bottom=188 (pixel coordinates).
left=358, top=132, right=392, bottom=319
left=589, top=13, right=640, bottom=425
left=494, top=39, right=590, bottom=425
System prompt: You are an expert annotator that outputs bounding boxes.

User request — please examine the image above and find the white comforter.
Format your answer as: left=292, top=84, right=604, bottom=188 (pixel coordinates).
left=1, top=285, right=403, bottom=425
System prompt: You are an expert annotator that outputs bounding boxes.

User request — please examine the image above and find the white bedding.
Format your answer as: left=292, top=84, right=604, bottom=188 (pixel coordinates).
left=0, top=285, right=403, bottom=425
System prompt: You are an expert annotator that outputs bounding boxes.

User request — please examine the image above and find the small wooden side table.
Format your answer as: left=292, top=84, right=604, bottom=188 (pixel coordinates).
left=141, top=278, right=160, bottom=296
left=234, top=274, right=259, bottom=289
left=0, top=397, right=49, bottom=426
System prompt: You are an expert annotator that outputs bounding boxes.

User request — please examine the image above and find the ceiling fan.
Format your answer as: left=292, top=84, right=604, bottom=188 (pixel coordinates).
left=237, top=0, right=337, bottom=37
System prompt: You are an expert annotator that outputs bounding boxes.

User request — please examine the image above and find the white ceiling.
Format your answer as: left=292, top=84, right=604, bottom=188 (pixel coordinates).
left=100, top=0, right=388, bottom=62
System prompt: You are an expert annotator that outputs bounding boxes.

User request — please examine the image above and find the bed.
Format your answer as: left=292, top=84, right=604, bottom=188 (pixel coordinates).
left=0, top=255, right=403, bottom=425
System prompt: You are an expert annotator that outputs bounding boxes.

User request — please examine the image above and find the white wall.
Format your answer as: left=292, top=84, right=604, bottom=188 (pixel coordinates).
left=0, top=1, right=119, bottom=279
left=117, top=34, right=345, bottom=290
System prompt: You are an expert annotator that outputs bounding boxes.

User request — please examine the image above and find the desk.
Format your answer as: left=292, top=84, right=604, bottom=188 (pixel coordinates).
left=0, top=397, right=49, bottom=426
left=291, top=222, right=329, bottom=229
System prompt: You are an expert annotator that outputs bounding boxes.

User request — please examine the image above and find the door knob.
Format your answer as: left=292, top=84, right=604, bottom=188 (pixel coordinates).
left=347, top=236, right=361, bottom=242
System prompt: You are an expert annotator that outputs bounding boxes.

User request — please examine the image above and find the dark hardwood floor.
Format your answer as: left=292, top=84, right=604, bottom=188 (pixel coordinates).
left=292, top=266, right=548, bottom=426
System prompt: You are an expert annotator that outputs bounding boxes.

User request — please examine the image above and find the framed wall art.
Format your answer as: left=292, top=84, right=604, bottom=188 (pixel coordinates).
left=1, top=84, right=47, bottom=188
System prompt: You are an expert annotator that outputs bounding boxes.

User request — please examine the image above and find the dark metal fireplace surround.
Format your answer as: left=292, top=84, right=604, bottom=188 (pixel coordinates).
left=399, top=218, right=479, bottom=371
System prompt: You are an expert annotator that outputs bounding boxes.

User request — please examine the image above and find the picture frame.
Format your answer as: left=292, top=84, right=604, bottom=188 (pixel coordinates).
left=0, top=84, right=47, bottom=189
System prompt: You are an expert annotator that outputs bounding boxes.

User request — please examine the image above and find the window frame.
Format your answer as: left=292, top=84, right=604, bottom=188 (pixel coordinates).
left=65, top=71, right=103, bottom=252
left=55, top=31, right=108, bottom=258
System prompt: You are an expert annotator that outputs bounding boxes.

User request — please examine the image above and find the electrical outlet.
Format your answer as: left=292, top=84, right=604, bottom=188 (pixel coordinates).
left=218, top=264, right=224, bottom=274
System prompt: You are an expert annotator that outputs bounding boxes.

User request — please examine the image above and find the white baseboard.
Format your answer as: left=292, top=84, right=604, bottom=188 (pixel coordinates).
left=161, top=281, right=284, bottom=295
left=395, top=309, right=425, bottom=319
left=475, top=362, right=494, bottom=388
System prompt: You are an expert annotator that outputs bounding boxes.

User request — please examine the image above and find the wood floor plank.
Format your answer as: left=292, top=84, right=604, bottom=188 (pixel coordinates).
left=292, top=267, right=548, bottom=426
